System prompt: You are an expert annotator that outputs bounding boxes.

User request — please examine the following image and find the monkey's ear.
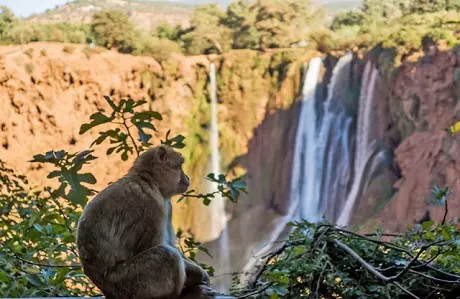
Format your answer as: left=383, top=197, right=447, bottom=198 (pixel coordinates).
left=158, top=146, right=168, bottom=162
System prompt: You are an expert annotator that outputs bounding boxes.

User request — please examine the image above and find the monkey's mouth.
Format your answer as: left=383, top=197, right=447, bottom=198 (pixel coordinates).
left=178, top=184, right=189, bottom=193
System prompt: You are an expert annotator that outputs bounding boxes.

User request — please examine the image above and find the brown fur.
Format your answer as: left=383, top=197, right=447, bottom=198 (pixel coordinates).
left=76, top=145, right=213, bottom=299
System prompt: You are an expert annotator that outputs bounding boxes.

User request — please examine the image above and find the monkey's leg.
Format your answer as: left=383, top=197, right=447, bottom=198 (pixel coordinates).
left=106, top=245, right=185, bottom=299
left=180, top=284, right=217, bottom=299
left=183, top=258, right=209, bottom=288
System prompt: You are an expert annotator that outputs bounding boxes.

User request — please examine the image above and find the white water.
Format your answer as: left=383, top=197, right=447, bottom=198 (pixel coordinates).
left=292, top=54, right=386, bottom=225
left=207, top=63, right=227, bottom=240
left=208, top=63, right=231, bottom=292
left=238, top=57, right=322, bottom=287
left=290, top=57, right=324, bottom=221
left=336, top=62, right=381, bottom=226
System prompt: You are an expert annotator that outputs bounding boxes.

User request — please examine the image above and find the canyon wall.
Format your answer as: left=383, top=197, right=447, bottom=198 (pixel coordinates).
left=0, top=42, right=316, bottom=241
left=1, top=41, right=459, bottom=242
left=354, top=47, right=460, bottom=230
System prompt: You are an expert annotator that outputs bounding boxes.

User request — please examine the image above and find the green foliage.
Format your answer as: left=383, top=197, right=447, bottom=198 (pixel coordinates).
left=329, top=0, right=460, bottom=54
left=153, top=23, right=182, bottom=42
left=179, top=173, right=247, bottom=206
left=134, top=35, right=182, bottom=62
left=233, top=211, right=460, bottom=298
left=0, top=6, right=17, bottom=42
left=0, top=158, right=97, bottom=297
left=181, top=4, right=232, bottom=55
left=91, top=10, right=137, bottom=53
left=30, top=150, right=97, bottom=207
left=330, top=10, right=364, bottom=31
left=176, top=229, right=215, bottom=277
left=2, top=21, right=92, bottom=45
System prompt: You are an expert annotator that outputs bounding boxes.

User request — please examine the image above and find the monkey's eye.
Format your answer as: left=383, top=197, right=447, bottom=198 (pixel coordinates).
left=172, top=163, right=182, bottom=170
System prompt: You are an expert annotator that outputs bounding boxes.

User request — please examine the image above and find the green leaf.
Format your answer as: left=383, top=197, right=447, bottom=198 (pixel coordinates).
left=107, top=147, right=117, bottom=155
left=421, top=220, right=434, bottom=230
left=47, top=170, right=62, bottom=179
left=104, top=95, right=119, bottom=112
left=33, top=224, right=43, bottom=233
left=77, top=173, right=97, bottom=184
left=79, top=112, right=115, bottom=134
left=134, top=111, right=163, bottom=120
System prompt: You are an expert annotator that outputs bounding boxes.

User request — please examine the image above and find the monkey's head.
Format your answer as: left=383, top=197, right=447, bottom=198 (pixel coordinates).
left=130, top=145, right=190, bottom=198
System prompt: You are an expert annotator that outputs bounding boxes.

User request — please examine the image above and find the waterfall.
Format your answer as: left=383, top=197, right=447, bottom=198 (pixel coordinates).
left=208, top=63, right=231, bottom=292
left=240, top=57, right=323, bottom=284
left=336, top=61, right=382, bottom=226
left=292, top=54, right=387, bottom=225
left=207, top=63, right=226, bottom=240
left=290, top=57, right=323, bottom=221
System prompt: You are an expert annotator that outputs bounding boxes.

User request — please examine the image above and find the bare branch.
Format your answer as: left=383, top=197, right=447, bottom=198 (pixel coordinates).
left=14, top=254, right=81, bottom=270
left=393, top=282, right=420, bottom=299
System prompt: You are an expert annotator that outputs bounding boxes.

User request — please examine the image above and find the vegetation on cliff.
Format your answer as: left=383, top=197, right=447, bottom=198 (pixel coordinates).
left=1, top=0, right=458, bottom=63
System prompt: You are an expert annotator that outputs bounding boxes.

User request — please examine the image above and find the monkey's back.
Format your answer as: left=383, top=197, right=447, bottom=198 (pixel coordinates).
left=76, top=177, right=166, bottom=276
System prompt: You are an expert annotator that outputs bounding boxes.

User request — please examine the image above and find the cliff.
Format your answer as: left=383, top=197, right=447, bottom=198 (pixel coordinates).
left=0, top=42, right=316, bottom=241
left=354, top=47, right=460, bottom=231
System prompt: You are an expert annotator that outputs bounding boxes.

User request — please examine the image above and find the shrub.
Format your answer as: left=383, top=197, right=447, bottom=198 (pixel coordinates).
left=91, top=10, right=137, bottom=53
left=134, top=36, right=182, bottom=62
left=24, top=48, right=34, bottom=59
left=82, top=45, right=105, bottom=59
left=68, top=30, right=86, bottom=44
left=62, top=45, right=76, bottom=54
left=40, top=49, right=47, bottom=56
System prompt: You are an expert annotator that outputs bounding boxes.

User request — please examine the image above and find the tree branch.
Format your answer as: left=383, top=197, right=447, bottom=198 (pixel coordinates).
left=442, top=199, right=448, bottom=225
left=14, top=254, right=81, bottom=269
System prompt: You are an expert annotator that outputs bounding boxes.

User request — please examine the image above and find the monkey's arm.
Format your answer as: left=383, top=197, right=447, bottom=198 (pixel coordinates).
left=183, top=257, right=210, bottom=288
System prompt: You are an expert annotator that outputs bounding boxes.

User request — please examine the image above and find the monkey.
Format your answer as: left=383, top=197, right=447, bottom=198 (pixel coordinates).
left=76, top=145, right=215, bottom=299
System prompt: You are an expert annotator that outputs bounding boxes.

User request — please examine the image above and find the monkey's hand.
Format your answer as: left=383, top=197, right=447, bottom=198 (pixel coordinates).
left=184, top=259, right=210, bottom=288
left=201, top=270, right=210, bottom=286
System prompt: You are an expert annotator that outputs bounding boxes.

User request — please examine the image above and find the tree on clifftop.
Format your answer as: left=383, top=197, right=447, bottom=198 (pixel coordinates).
left=91, top=10, right=137, bottom=53
left=0, top=6, right=17, bottom=42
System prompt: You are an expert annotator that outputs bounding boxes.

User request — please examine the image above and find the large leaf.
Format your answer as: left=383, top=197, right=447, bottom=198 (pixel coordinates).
left=104, top=95, right=119, bottom=112
left=77, top=173, right=97, bottom=184
left=79, top=112, right=115, bottom=134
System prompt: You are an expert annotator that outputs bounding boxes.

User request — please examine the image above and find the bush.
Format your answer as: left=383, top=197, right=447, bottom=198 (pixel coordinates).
left=82, top=46, right=105, bottom=59
left=68, top=30, right=86, bottom=44
left=91, top=10, right=137, bottom=53
left=24, top=48, right=34, bottom=59
left=62, top=45, right=76, bottom=54
left=134, top=36, right=182, bottom=62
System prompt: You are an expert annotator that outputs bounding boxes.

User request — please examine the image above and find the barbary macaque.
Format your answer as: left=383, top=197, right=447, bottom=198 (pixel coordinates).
left=77, top=145, right=214, bottom=299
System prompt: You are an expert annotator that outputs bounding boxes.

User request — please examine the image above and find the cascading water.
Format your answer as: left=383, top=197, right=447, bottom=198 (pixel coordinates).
left=240, top=57, right=323, bottom=285
left=336, top=61, right=384, bottom=226
left=292, top=54, right=387, bottom=225
left=208, top=63, right=231, bottom=292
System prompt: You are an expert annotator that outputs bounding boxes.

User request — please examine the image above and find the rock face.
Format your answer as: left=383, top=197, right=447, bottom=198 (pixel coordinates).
left=1, top=41, right=458, bottom=245
left=378, top=48, right=460, bottom=231
left=354, top=48, right=460, bottom=231
left=0, top=42, right=315, bottom=242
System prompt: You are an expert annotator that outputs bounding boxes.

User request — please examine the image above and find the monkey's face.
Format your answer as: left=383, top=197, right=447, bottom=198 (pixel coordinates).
left=133, top=145, right=190, bottom=198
